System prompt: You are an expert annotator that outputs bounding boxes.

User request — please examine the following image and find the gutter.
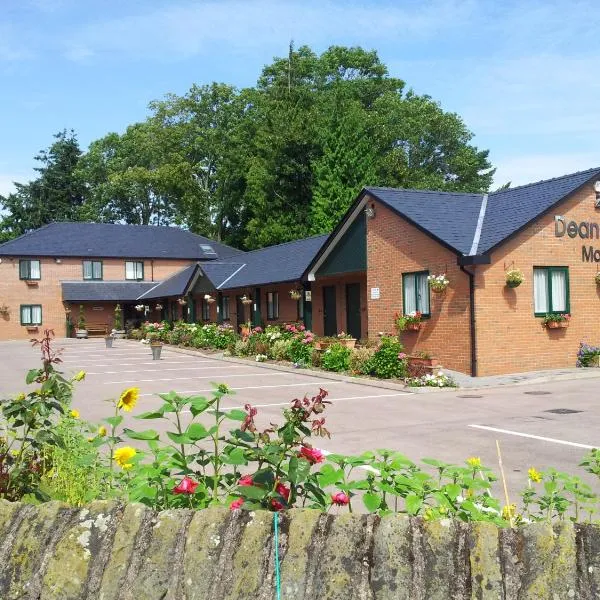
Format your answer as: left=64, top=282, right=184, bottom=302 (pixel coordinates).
left=460, top=264, right=477, bottom=377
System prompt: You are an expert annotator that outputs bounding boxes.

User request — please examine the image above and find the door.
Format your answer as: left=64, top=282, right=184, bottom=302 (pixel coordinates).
left=236, top=296, right=246, bottom=331
left=323, top=285, right=337, bottom=336
left=346, top=283, right=361, bottom=340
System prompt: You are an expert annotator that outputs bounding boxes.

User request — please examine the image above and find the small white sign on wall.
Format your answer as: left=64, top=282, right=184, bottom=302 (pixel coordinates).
left=305, top=291, right=312, bottom=302
left=370, top=287, right=380, bottom=300
left=92, top=306, right=104, bottom=311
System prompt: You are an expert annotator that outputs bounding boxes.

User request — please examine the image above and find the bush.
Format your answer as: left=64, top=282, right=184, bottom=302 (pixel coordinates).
left=310, top=348, right=322, bottom=368
left=576, top=342, right=600, bottom=367
left=368, top=337, right=407, bottom=379
left=349, top=347, right=376, bottom=375
left=271, top=339, right=291, bottom=361
left=233, top=340, right=250, bottom=356
left=129, top=329, right=143, bottom=340
left=288, top=337, right=313, bottom=365
left=321, top=343, right=351, bottom=372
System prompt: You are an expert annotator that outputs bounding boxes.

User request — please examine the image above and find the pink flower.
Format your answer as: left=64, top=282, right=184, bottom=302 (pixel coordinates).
left=173, top=476, right=199, bottom=495
left=276, top=482, right=290, bottom=501
left=298, top=445, right=324, bottom=464
left=254, top=326, right=263, bottom=333
left=270, top=499, right=285, bottom=511
left=299, top=325, right=306, bottom=331
left=230, top=498, right=244, bottom=510
left=398, top=352, right=407, bottom=360
left=238, top=475, right=253, bottom=487
left=331, top=492, right=350, bottom=506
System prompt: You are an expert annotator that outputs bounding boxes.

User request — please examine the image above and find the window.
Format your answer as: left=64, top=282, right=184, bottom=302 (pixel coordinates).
left=83, top=260, right=103, bottom=280
left=402, top=271, right=430, bottom=316
left=20, top=304, right=42, bottom=326
left=202, top=299, right=211, bottom=321
left=221, top=296, right=230, bottom=320
left=125, top=261, right=144, bottom=280
left=19, top=259, right=41, bottom=280
left=533, top=267, right=570, bottom=315
left=267, top=292, right=279, bottom=320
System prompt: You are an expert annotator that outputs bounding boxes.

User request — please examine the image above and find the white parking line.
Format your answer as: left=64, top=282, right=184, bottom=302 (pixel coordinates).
left=223, top=392, right=411, bottom=409
left=105, top=371, right=297, bottom=384
left=86, top=365, right=251, bottom=375
left=140, top=381, right=347, bottom=397
left=64, top=361, right=211, bottom=368
left=468, top=424, right=595, bottom=449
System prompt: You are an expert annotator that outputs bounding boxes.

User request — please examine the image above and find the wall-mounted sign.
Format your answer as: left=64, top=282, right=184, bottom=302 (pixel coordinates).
left=305, top=291, right=312, bottom=302
left=92, top=306, right=104, bottom=311
left=555, top=216, right=600, bottom=262
left=371, top=287, right=380, bottom=300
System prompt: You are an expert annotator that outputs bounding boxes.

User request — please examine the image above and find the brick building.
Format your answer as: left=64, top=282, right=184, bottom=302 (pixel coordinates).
left=2, top=167, right=600, bottom=376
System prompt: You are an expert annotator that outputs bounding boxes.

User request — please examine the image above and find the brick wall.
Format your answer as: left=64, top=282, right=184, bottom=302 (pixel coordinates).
left=0, top=257, right=194, bottom=340
left=476, top=184, right=600, bottom=375
left=366, top=197, right=472, bottom=374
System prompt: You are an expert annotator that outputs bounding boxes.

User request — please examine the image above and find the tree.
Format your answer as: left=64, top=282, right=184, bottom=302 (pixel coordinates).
left=0, top=130, right=87, bottom=240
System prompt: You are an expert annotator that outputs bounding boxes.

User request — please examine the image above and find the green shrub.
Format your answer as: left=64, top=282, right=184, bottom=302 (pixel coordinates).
left=368, top=337, right=406, bottom=379
left=321, top=343, right=351, bottom=372
left=233, top=340, right=250, bottom=356
left=288, top=337, right=313, bottom=365
left=129, top=329, right=142, bottom=340
left=311, top=348, right=322, bottom=368
left=271, top=339, right=291, bottom=361
left=349, top=347, right=376, bottom=375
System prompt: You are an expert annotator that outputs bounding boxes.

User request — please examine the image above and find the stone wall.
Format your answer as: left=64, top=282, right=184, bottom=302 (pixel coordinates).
left=1, top=500, right=600, bottom=599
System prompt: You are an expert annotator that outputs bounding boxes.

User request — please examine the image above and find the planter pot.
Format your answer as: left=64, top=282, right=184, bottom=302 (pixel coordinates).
left=151, top=343, right=163, bottom=360
left=409, top=356, right=439, bottom=368
left=26, top=326, right=39, bottom=334
left=240, top=325, right=251, bottom=338
left=506, top=280, right=522, bottom=288
left=338, top=338, right=357, bottom=349
left=430, top=286, right=447, bottom=294
left=314, top=341, right=332, bottom=351
left=105, top=337, right=114, bottom=348
left=75, top=329, right=88, bottom=339
left=405, top=323, right=422, bottom=331
left=546, top=321, right=568, bottom=329
left=25, top=280, right=39, bottom=287
left=112, top=330, right=126, bottom=339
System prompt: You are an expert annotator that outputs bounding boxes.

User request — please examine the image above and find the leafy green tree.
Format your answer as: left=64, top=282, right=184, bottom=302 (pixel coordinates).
left=0, top=130, right=88, bottom=240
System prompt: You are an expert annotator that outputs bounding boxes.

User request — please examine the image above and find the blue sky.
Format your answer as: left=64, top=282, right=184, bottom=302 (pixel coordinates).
left=1, top=0, right=600, bottom=196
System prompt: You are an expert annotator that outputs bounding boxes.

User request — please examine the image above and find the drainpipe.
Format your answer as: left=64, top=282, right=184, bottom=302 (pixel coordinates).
left=460, top=265, right=477, bottom=378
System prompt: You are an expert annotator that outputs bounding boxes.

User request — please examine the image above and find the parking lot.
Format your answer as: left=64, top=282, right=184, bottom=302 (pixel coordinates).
left=1, top=337, right=599, bottom=497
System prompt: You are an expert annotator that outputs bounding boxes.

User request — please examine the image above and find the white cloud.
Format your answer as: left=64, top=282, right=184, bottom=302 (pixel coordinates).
left=61, top=0, right=476, bottom=62
left=492, top=153, right=600, bottom=188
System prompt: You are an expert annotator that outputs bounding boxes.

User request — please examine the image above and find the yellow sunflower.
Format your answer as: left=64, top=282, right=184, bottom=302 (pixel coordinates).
left=117, top=387, right=140, bottom=412
left=70, top=409, right=80, bottom=419
left=114, top=446, right=136, bottom=469
left=98, top=426, right=107, bottom=437
left=528, top=467, right=542, bottom=483
left=466, top=456, right=481, bottom=468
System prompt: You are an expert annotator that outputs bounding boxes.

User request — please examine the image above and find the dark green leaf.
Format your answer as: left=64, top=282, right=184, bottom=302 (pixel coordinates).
left=124, top=428, right=160, bottom=441
left=363, top=492, right=381, bottom=512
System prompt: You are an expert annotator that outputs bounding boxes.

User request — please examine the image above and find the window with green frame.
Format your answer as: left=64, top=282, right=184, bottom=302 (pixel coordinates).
left=402, top=271, right=430, bottom=316
left=19, top=259, right=41, bottom=280
left=125, top=261, right=144, bottom=280
left=82, top=260, right=103, bottom=280
left=221, top=296, right=230, bottom=320
left=202, top=299, right=211, bottom=321
left=20, top=304, right=42, bottom=325
left=533, top=267, right=570, bottom=315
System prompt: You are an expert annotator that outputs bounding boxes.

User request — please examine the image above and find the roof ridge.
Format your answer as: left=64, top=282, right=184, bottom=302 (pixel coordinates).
left=489, top=166, right=600, bottom=195
left=366, top=186, right=484, bottom=198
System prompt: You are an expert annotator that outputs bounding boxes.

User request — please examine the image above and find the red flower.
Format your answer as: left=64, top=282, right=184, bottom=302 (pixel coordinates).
left=276, top=482, right=290, bottom=501
left=238, top=474, right=253, bottom=487
left=331, top=492, right=350, bottom=506
left=271, top=498, right=285, bottom=511
left=230, top=497, right=244, bottom=510
left=173, top=476, right=199, bottom=495
left=298, top=445, right=324, bottom=464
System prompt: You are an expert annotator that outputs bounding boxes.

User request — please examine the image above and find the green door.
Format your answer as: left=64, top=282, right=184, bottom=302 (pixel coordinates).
left=323, top=285, right=337, bottom=336
left=345, top=283, right=361, bottom=340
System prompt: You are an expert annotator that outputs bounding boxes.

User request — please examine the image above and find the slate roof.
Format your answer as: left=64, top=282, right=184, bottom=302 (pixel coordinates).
left=202, top=235, right=329, bottom=290
left=365, top=167, right=600, bottom=257
left=136, top=263, right=200, bottom=300
left=0, top=222, right=241, bottom=260
left=61, top=281, right=157, bottom=302
left=365, top=187, right=484, bottom=255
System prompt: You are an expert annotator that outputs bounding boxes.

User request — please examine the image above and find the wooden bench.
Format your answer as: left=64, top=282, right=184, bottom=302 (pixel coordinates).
left=87, top=323, right=108, bottom=337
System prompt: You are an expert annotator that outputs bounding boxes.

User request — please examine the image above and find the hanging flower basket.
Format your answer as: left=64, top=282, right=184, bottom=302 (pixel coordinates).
left=241, top=295, right=253, bottom=305
left=155, top=304, right=163, bottom=311
left=289, top=290, right=302, bottom=301
left=135, top=304, right=145, bottom=312
left=506, top=269, right=524, bottom=288
left=204, top=294, right=216, bottom=304
left=427, top=274, right=449, bottom=294
left=595, top=273, right=600, bottom=286
left=177, top=298, right=187, bottom=306
left=395, top=311, right=423, bottom=332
